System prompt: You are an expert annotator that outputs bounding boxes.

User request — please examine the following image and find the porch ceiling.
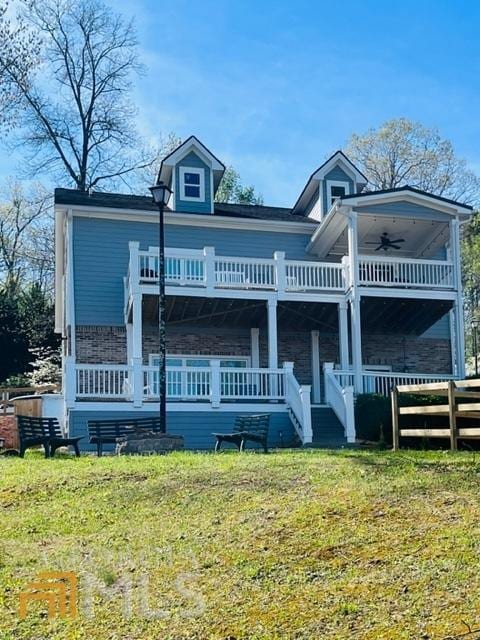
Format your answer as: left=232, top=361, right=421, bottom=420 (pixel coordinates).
left=143, top=295, right=339, bottom=332
left=360, top=297, right=452, bottom=335
left=329, top=214, right=449, bottom=259
left=144, top=295, right=450, bottom=336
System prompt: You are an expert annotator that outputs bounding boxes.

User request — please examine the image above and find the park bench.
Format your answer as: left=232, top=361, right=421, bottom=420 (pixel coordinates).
left=88, top=416, right=162, bottom=456
left=17, top=415, right=82, bottom=458
left=213, top=414, right=270, bottom=453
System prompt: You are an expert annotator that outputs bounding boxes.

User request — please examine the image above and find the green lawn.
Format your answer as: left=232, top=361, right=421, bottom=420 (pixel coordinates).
left=1, top=449, right=480, bottom=639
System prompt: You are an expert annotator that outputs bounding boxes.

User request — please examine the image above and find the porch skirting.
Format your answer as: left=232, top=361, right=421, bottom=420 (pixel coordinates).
left=68, top=408, right=296, bottom=452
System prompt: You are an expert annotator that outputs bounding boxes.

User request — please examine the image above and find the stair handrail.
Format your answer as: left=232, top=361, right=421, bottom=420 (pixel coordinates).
left=283, top=362, right=313, bottom=445
left=323, top=362, right=356, bottom=443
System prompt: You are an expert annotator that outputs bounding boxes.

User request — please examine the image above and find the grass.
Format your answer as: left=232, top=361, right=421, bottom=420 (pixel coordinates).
left=1, top=449, right=480, bottom=639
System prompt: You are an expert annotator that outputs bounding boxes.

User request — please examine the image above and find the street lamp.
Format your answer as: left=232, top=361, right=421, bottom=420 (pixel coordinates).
left=149, top=181, right=172, bottom=433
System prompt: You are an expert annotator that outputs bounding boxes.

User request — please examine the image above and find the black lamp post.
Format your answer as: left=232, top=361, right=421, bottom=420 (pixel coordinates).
left=149, top=181, right=172, bottom=433
left=472, top=319, right=480, bottom=377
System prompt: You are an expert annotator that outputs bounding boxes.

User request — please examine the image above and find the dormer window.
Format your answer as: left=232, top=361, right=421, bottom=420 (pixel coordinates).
left=179, top=166, right=205, bottom=201
left=327, top=180, right=350, bottom=207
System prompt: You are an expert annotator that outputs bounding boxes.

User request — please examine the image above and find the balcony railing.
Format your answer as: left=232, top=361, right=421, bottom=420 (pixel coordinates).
left=358, top=255, right=454, bottom=289
left=127, top=244, right=457, bottom=296
left=128, top=244, right=346, bottom=295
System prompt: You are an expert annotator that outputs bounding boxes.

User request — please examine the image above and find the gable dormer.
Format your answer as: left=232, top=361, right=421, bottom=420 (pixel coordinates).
left=158, top=136, right=225, bottom=214
left=292, top=150, right=367, bottom=220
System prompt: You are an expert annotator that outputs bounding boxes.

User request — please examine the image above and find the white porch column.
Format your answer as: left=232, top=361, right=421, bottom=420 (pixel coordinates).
left=250, top=328, right=260, bottom=368
left=347, top=209, right=363, bottom=393
left=350, top=295, right=363, bottom=393
left=267, top=299, right=278, bottom=369
left=131, top=292, right=143, bottom=407
left=450, top=218, right=466, bottom=378
left=338, top=300, right=350, bottom=370
left=274, top=251, right=286, bottom=294
left=449, top=309, right=457, bottom=376
left=311, top=330, right=321, bottom=404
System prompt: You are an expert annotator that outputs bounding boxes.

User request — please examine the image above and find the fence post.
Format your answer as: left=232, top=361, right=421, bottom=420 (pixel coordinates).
left=391, top=387, right=399, bottom=451
left=448, top=380, right=457, bottom=451
left=210, top=360, right=221, bottom=408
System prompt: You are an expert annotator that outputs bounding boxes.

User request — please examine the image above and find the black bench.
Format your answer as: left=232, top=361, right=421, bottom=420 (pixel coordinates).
left=88, top=417, right=162, bottom=456
left=17, top=416, right=82, bottom=458
left=213, top=414, right=270, bottom=453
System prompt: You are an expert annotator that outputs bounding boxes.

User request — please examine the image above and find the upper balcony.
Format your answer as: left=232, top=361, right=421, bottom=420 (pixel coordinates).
left=126, top=242, right=456, bottom=301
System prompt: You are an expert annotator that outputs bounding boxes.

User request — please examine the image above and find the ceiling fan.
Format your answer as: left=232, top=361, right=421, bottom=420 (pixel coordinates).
left=365, top=232, right=405, bottom=251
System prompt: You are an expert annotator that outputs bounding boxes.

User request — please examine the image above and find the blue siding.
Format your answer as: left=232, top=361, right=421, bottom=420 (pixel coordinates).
left=322, top=166, right=355, bottom=213
left=69, top=410, right=295, bottom=451
left=73, top=217, right=312, bottom=326
left=175, top=151, right=212, bottom=214
left=355, top=201, right=452, bottom=221
left=421, top=314, right=451, bottom=339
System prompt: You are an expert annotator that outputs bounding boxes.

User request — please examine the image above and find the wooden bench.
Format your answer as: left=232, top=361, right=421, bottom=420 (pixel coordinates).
left=17, top=416, right=82, bottom=458
left=88, top=417, right=162, bottom=456
left=213, top=414, right=270, bottom=453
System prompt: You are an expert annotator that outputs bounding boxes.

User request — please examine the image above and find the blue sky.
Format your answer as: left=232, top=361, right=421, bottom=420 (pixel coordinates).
left=2, top=0, right=480, bottom=206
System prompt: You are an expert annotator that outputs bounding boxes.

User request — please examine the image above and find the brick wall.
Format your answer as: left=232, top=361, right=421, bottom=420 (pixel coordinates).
left=75, top=325, right=452, bottom=377
left=362, top=334, right=452, bottom=374
left=0, top=416, right=19, bottom=450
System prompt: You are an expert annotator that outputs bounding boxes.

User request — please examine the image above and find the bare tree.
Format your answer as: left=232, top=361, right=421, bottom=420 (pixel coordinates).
left=0, top=1, right=39, bottom=126
left=346, top=118, right=480, bottom=206
left=0, top=181, right=52, bottom=289
left=2, top=0, right=154, bottom=191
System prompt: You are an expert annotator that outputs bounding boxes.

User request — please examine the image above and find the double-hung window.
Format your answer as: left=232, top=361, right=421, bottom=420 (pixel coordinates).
left=179, top=167, right=205, bottom=201
left=326, top=180, right=350, bottom=208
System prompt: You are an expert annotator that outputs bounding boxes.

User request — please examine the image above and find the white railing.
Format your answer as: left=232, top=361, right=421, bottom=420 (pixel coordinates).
left=323, top=363, right=355, bottom=443
left=361, top=371, right=455, bottom=396
left=76, top=364, right=131, bottom=398
left=284, top=363, right=312, bottom=445
left=220, top=368, right=285, bottom=400
left=139, top=249, right=206, bottom=286
left=128, top=244, right=346, bottom=295
left=129, top=245, right=459, bottom=297
left=285, top=260, right=344, bottom=291
left=328, top=367, right=455, bottom=397
left=214, top=256, right=276, bottom=289
left=358, top=255, right=454, bottom=289
left=75, top=363, right=294, bottom=407
left=143, top=365, right=211, bottom=400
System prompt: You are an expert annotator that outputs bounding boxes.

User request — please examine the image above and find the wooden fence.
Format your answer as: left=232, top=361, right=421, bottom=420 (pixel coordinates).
left=392, top=379, right=480, bottom=451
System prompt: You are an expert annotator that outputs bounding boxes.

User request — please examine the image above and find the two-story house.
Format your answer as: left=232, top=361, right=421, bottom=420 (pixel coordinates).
left=54, top=136, right=472, bottom=449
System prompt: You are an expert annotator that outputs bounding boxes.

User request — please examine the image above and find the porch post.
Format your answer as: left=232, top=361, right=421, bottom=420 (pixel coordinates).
left=350, top=295, right=363, bottom=393
left=450, top=217, right=465, bottom=378
left=338, top=300, right=350, bottom=370
left=449, top=309, right=457, bottom=376
left=131, top=292, right=143, bottom=407
left=347, top=209, right=363, bottom=393
left=250, top=328, right=260, bottom=368
left=267, top=299, right=278, bottom=369
left=311, top=330, right=321, bottom=404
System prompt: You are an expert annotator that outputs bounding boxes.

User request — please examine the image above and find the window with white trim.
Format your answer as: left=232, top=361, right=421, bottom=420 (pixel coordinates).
left=179, top=166, right=205, bottom=201
left=326, top=180, right=350, bottom=207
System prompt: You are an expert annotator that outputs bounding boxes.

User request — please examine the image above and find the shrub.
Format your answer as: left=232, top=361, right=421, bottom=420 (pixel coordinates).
left=355, top=394, right=392, bottom=444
